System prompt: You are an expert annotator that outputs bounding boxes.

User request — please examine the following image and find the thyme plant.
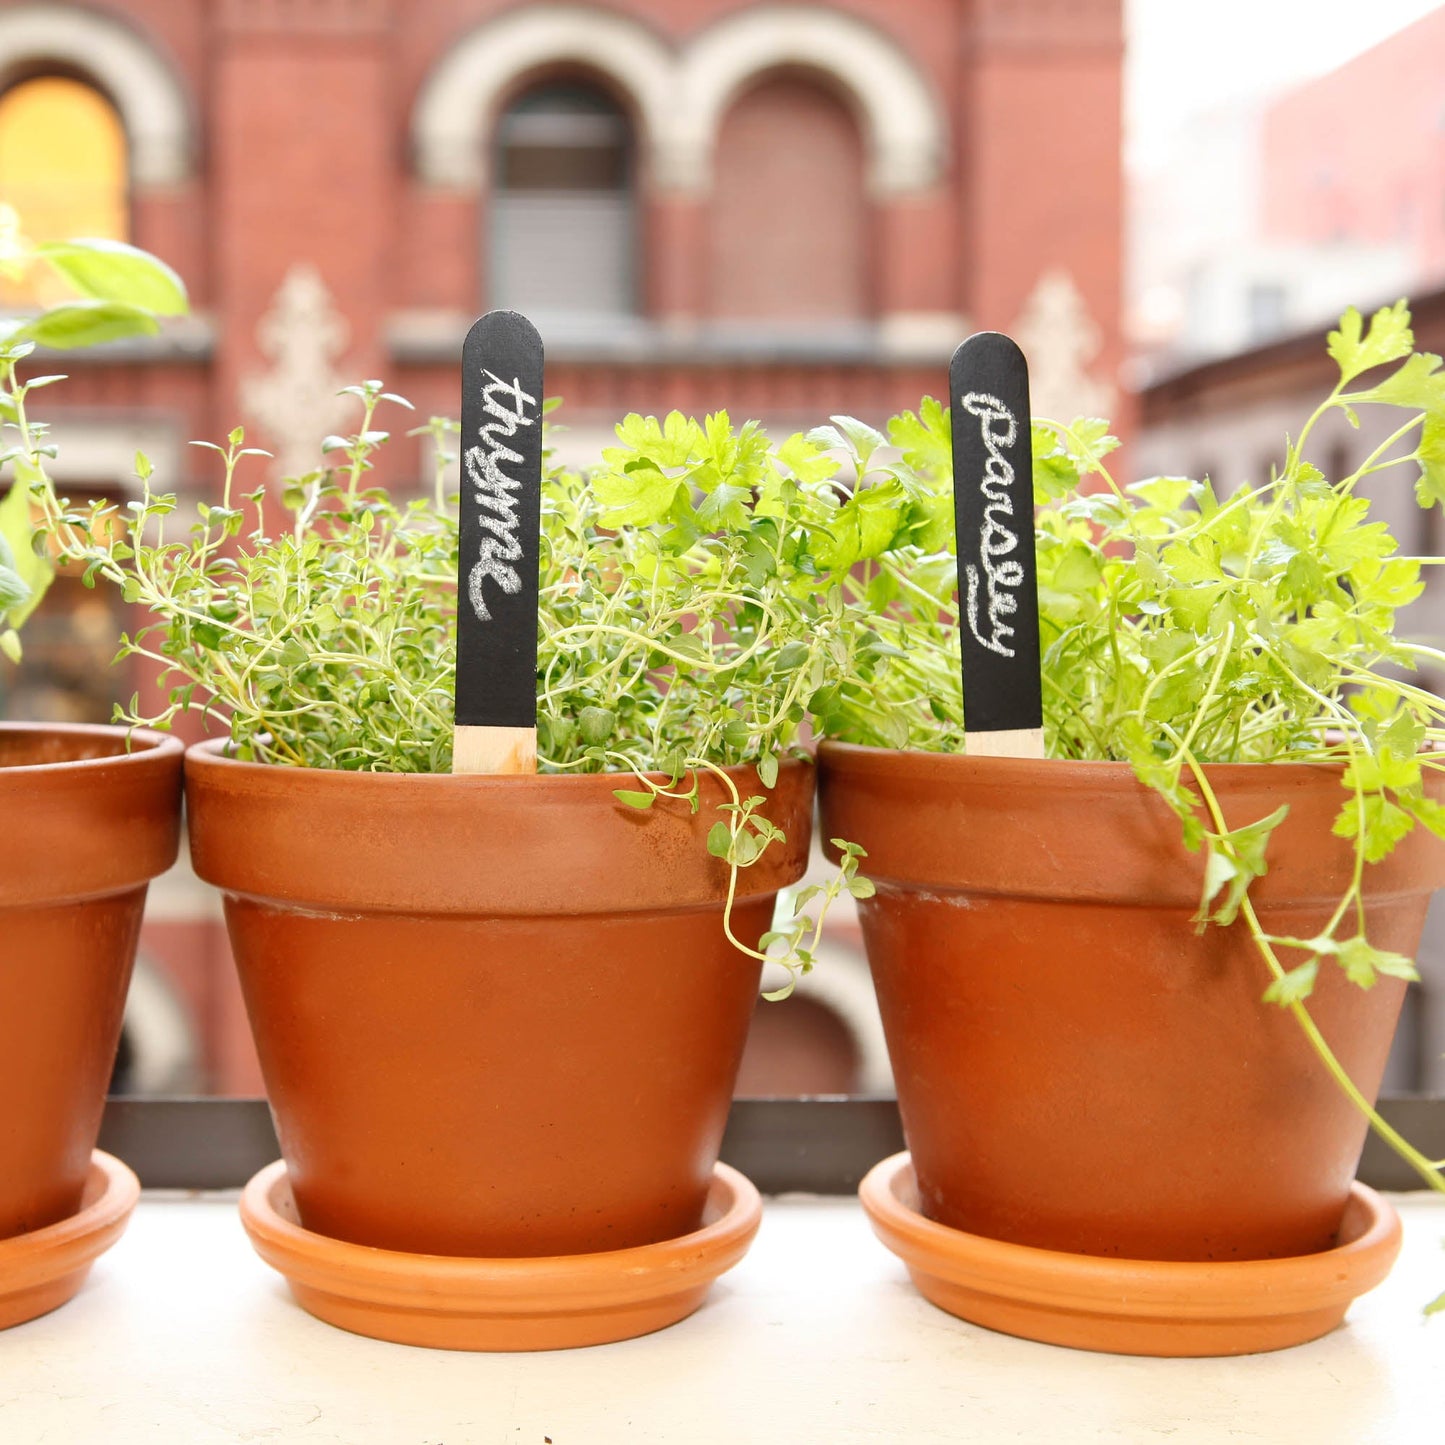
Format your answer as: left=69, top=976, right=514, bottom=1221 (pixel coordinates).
left=825, top=302, right=1445, bottom=1233
left=19, top=390, right=951, bottom=992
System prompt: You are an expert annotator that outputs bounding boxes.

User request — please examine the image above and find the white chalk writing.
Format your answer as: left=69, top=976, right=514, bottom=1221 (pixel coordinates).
left=465, top=370, right=537, bottom=622
left=959, top=391, right=1024, bottom=658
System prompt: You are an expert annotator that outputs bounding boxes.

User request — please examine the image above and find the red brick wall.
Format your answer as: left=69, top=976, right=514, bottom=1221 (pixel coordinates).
left=708, top=76, right=868, bottom=322
left=5, top=0, right=1125, bottom=1092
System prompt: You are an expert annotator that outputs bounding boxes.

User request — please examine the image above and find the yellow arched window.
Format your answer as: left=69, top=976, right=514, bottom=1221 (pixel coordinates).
left=0, top=75, right=128, bottom=306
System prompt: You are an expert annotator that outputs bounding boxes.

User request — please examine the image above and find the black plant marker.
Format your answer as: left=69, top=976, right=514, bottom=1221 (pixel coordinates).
left=949, top=331, right=1044, bottom=758
left=452, top=310, right=544, bottom=774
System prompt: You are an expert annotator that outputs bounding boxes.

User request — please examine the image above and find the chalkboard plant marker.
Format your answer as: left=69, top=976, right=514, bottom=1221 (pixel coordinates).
left=948, top=331, right=1045, bottom=760
left=452, top=310, right=543, bottom=776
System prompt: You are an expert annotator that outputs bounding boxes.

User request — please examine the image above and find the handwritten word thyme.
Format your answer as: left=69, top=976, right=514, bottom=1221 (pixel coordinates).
left=465, top=370, right=536, bottom=622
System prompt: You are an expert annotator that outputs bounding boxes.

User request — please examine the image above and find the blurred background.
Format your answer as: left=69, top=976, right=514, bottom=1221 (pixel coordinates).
left=2, top=0, right=1444, bottom=1097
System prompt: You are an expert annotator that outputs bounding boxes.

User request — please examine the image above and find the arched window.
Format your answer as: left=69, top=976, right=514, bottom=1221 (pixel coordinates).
left=491, top=81, right=636, bottom=325
left=709, top=75, right=867, bottom=328
left=0, top=74, right=128, bottom=306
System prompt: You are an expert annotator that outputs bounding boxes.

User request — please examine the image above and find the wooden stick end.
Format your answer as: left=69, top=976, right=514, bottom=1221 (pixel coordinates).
left=452, top=725, right=538, bottom=775
left=964, top=727, right=1046, bottom=760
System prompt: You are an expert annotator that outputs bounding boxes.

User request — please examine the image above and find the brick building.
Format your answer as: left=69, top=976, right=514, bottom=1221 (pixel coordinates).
left=1134, top=7, right=1445, bottom=370
left=0, top=0, right=1124, bottom=1092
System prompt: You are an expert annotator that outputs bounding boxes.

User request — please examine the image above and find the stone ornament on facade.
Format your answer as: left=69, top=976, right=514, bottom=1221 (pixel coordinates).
left=0, top=3, right=193, bottom=186
left=240, top=265, right=352, bottom=481
left=1011, top=269, right=1116, bottom=423
left=411, top=2, right=947, bottom=196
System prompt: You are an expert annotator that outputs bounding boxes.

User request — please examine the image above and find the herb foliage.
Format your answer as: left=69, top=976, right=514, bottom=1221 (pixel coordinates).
left=25, top=393, right=923, bottom=991
left=823, top=301, right=1445, bottom=1212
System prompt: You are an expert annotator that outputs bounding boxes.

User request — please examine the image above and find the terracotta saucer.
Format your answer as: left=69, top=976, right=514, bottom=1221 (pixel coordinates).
left=859, top=1151, right=1402, bottom=1357
left=0, top=1150, right=141, bottom=1330
left=240, top=1159, right=763, bottom=1350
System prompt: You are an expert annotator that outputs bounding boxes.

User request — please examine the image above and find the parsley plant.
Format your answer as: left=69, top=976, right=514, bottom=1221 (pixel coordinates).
left=826, top=302, right=1445, bottom=1209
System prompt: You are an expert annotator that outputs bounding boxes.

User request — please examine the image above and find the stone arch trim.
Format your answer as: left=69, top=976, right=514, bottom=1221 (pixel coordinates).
left=412, top=5, right=676, bottom=189
left=0, top=4, right=192, bottom=186
left=677, top=6, right=947, bottom=195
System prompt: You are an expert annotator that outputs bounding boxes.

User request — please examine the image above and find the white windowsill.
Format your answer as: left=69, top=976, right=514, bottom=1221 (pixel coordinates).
left=2, top=1191, right=1442, bottom=1442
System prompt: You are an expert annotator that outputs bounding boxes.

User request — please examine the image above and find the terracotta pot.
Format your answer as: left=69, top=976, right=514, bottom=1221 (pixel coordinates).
left=0, top=723, right=183, bottom=1240
left=185, top=742, right=812, bottom=1257
left=818, top=742, right=1445, bottom=1262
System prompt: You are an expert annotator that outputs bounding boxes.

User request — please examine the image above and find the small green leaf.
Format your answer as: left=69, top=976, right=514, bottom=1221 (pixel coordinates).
left=0, top=480, right=52, bottom=628
left=579, top=706, right=615, bottom=745
left=1327, top=301, right=1414, bottom=385
left=0, top=557, right=28, bottom=612
left=1263, top=959, right=1319, bottom=1006
left=706, top=820, right=732, bottom=857
left=612, top=789, right=655, bottom=810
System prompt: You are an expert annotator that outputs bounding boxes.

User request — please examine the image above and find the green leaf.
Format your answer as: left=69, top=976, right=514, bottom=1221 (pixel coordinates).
left=706, top=820, right=732, bottom=858
left=612, top=789, right=655, bottom=810
left=695, top=480, right=751, bottom=530
left=1129, top=475, right=1200, bottom=512
left=1350, top=350, right=1445, bottom=412
left=772, top=642, right=810, bottom=674
left=757, top=753, right=779, bottom=789
left=15, top=300, right=159, bottom=350
left=1197, top=806, right=1289, bottom=926
left=1198, top=844, right=1238, bottom=916
left=1263, top=959, right=1319, bottom=1006
left=1060, top=418, right=1120, bottom=475
left=0, top=558, right=26, bottom=612
left=1327, top=301, right=1414, bottom=385
left=34, top=239, right=188, bottom=315
left=1415, top=413, right=1445, bottom=510
left=1336, top=935, right=1418, bottom=989
left=0, top=482, right=52, bottom=628
left=1333, top=794, right=1416, bottom=863
left=828, top=414, right=887, bottom=470
left=579, top=706, right=615, bottom=745
left=592, top=463, right=683, bottom=527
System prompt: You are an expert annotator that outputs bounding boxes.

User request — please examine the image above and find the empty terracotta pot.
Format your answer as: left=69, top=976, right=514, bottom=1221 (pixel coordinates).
left=0, top=723, right=183, bottom=1240
left=185, top=743, right=812, bottom=1257
left=818, top=742, right=1445, bottom=1262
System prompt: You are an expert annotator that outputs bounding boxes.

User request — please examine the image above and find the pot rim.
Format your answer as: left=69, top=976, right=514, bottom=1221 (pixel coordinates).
left=817, top=737, right=1354, bottom=783
left=0, top=720, right=184, bottom=773
left=815, top=739, right=1445, bottom=903
left=185, top=735, right=812, bottom=792
left=184, top=738, right=815, bottom=915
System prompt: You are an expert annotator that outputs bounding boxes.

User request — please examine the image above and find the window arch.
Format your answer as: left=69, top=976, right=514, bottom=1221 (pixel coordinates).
left=0, top=74, right=128, bottom=305
left=490, top=80, right=637, bottom=324
left=0, top=75, right=128, bottom=239
left=0, top=5, right=191, bottom=186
